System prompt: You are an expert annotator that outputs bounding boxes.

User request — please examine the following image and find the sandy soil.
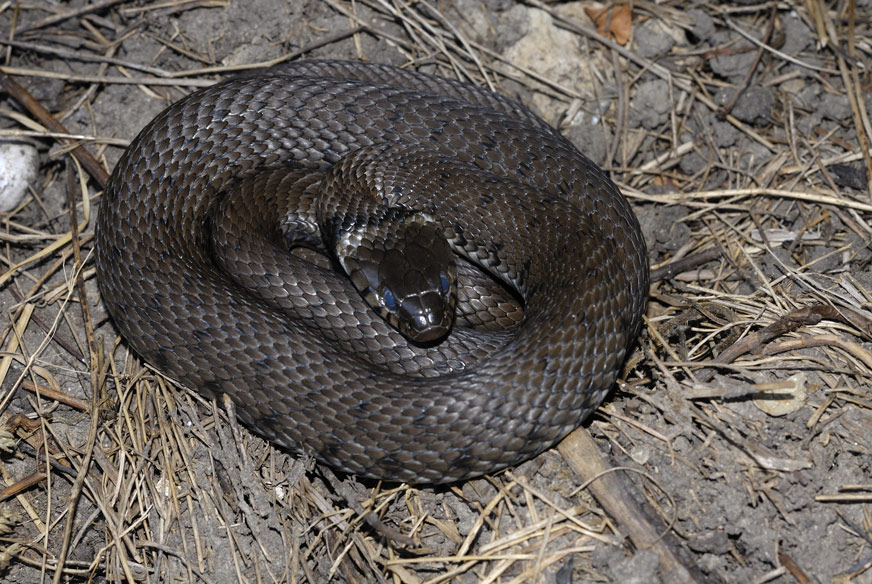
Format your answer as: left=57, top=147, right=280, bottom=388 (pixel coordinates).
left=0, top=1, right=870, bottom=582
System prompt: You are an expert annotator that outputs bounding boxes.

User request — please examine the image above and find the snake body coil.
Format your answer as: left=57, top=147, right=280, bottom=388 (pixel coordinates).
left=96, top=61, right=648, bottom=483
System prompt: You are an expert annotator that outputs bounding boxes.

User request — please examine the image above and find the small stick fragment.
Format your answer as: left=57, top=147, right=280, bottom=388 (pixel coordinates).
left=557, top=428, right=707, bottom=583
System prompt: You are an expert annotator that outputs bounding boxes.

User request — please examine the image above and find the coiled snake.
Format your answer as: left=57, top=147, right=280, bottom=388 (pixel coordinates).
left=95, top=61, right=648, bottom=483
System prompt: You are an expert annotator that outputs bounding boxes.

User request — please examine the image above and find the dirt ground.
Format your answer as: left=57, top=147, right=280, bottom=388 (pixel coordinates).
left=0, top=0, right=870, bottom=582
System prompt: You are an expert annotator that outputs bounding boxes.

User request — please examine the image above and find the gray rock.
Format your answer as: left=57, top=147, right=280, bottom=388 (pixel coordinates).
left=819, top=94, right=851, bottom=121
left=781, top=11, right=813, bottom=55
left=631, top=78, right=671, bottom=130
left=715, top=86, right=774, bottom=125
left=565, top=112, right=612, bottom=166
left=635, top=19, right=676, bottom=59
left=688, top=8, right=715, bottom=44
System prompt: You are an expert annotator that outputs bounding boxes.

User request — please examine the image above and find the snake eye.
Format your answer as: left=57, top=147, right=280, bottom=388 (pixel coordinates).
left=440, top=274, right=450, bottom=295
left=382, top=289, right=398, bottom=312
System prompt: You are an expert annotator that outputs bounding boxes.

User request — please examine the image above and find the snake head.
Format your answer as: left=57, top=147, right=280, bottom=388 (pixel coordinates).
left=335, top=213, right=457, bottom=344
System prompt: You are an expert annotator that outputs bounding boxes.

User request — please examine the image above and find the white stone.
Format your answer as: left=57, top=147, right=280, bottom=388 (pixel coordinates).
left=0, top=142, right=38, bottom=212
left=501, top=4, right=596, bottom=121
left=753, top=373, right=808, bottom=417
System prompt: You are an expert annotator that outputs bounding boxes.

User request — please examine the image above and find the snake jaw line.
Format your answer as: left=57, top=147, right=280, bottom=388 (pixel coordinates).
left=333, top=214, right=457, bottom=344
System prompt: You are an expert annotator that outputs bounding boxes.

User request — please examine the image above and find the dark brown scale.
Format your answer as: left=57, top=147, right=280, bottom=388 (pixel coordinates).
left=95, top=60, right=648, bottom=483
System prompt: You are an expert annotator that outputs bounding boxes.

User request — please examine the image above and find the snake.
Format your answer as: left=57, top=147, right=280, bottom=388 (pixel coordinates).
left=95, top=60, right=649, bottom=483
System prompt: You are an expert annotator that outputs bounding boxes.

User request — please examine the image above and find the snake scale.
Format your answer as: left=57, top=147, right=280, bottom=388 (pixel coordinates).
left=95, top=60, right=649, bottom=483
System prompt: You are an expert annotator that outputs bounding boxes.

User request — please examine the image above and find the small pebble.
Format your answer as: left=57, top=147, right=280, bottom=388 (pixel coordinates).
left=0, top=142, right=38, bottom=212
left=753, top=373, right=808, bottom=416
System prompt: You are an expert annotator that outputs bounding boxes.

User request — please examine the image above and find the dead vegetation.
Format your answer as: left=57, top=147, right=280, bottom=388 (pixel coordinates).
left=0, top=0, right=870, bottom=582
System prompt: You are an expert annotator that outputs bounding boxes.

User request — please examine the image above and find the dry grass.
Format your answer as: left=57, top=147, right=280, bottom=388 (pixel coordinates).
left=0, top=0, right=870, bottom=582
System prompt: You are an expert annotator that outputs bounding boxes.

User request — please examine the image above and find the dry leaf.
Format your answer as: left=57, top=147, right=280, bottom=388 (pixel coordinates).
left=585, top=3, right=633, bottom=45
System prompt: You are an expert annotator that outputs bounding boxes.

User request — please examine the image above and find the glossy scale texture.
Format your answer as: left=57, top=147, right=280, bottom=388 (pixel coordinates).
left=95, top=61, right=649, bottom=483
